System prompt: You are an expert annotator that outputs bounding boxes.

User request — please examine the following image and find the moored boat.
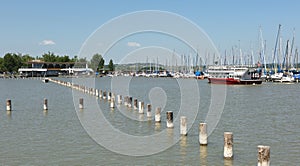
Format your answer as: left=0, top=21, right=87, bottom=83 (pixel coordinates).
left=207, top=66, right=262, bottom=85
left=42, top=78, right=49, bottom=83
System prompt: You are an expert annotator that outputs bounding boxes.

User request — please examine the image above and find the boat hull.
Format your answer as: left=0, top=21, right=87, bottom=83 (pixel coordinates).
left=239, top=79, right=263, bottom=85
left=208, top=78, right=262, bottom=85
left=208, top=78, right=240, bottom=84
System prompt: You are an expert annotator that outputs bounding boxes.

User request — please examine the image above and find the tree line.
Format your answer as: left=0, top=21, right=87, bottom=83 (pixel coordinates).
left=0, top=52, right=114, bottom=73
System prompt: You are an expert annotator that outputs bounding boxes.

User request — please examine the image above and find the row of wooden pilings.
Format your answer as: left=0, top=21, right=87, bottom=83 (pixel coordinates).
left=5, top=98, right=49, bottom=112
left=42, top=78, right=270, bottom=165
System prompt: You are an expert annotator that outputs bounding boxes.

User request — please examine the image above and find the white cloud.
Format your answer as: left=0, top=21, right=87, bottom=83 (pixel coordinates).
left=127, top=42, right=141, bottom=47
left=39, top=40, right=56, bottom=45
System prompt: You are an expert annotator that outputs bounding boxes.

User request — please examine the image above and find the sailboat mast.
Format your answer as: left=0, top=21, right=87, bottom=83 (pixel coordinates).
left=283, top=40, right=290, bottom=71
left=273, top=24, right=281, bottom=71
left=264, top=40, right=267, bottom=73
left=232, top=47, right=235, bottom=65
left=224, top=50, right=227, bottom=65
left=296, top=48, right=299, bottom=71
left=259, top=26, right=266, bottom=72
left=289, top=29, right=295, bottom=69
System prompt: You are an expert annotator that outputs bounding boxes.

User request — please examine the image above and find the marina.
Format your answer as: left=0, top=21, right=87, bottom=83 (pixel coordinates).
left=0, top=77, right=299, bottom=165
left=2, top=1, right=300, bottom=165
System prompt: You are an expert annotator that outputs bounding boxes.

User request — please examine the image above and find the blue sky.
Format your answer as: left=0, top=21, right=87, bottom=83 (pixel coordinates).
left=1, top=0, right=299, bottom=64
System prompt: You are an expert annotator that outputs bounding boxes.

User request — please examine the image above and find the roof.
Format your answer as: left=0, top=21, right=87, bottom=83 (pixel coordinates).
left=18, top=68, right=47, bottom=72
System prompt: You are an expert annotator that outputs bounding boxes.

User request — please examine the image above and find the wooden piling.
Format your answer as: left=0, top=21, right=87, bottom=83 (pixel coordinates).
left=155, top=107, right=161, bottom=123
left=180, top=116, right=187, bottom=136
left=117, top=95, right=122, bottom=104
left=128, top=97, right=132, bottom=107
left=103, top=91, right=107, bottom=99
left=99, top=90, right=103, bottom=98
left=146, top=104, right=151, bottom=118
left=43, top=98, right=48, bottom=110
left=79, top=98, right=84, bottom=109
left=166, top=111, right=174, bottom=128
left=111, top=93, right=115, bottom=101
left=133, top=99, right=138, bottom=110
left=257, top=145, right=270, bottom=166
left=138, top=101, right=144, bottom=114
left=124, top=96, right=128, bottom=106
left=108, top=92, right=111, bottom=101
left=224, top=132, right=233, bottom=159
left=199, top=123, right=208, bottom=145
left=6, top=99, right=11, bottom=111
left=95, top=89, right=99, bottom=97
left=110, top=98, right=115, bottom=108
left=92, top=88, right=96, bottom=96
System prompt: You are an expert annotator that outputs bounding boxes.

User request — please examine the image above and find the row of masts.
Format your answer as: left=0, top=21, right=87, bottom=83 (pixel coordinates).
left=270, top=24, right=298, bottom=72
left=211, top=24, right=299, bottom=72
left=124, top=24, right=299, bottom=73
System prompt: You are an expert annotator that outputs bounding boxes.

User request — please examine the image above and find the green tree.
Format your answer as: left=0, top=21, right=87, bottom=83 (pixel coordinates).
left=13, top=53, right=23, bottom=71
left=99, top=57, right=105, bottom=70
left=57, top=55, right=71, bottom=62
left=0, top=57, right=4, bottom=72
left=21, top=54, right=34, bottom=67
left=42, top=51, right=58, bottom=62
left=78, top=57, right=87, bottom=63
left=74, top=57, right=88, bottom=68
left=3, top=53, right=23, bottom=72
left=90, top=53, right=104, bottom=71
left=108, top=59, right=114, bottom=71
left=71, top=55, right=78, bottom=62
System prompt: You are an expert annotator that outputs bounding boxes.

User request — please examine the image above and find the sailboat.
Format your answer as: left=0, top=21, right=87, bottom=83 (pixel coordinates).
left=293, top=49, right=300, bottom=82
left=258, top=26, right=267, bottom=81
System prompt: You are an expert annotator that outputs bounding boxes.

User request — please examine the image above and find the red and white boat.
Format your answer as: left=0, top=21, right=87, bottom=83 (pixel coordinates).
left=207, top=66, right=263, bottom=85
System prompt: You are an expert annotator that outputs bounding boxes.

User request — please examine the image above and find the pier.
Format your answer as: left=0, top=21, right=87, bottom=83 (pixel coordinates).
left=25, top=77, right=272, bottom=164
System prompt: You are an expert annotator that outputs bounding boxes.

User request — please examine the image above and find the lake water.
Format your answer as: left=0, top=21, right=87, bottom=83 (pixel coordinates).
left=0, top=77, right=299, bottom=165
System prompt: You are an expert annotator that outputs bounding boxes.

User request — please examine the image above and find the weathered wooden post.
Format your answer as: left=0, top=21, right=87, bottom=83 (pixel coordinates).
left=6, top=99, right=12, bottom=111
left=133, top=99, right=138, bottom=110
left=147, top=104, right=151, bottom=118
left=95, top=89, right=99, bottom=97
left=199, top=123, right=208, bottom=145
left=43, top=98, right=48, bottom=111
left=155, top=107, right=161, bottom=123
left=128, top=97, right=132, bottom=107
left=124, top=96, right=128, bottom=106
left=224, top=132, right=233, bottom=159
left=257, top=145, right=270, bottom=166
left=180, top=116, right=187, bottom=136
left=99, top=90, right=103, bottom=98
left=138, top=101, right=144, bottom=114
left=92, top=88, right=96, bottom=96
left=110, top=98, right=115, bottom=108
left=166, top=111, right=174, bottom=128
left=111, top=93, right=115, bottom=101
left=108, top=92, right=111, bottom=101
left=79, top=98, right=84, bottom=109
left=103, top=91, right=107, bottom=99
left=117, top=95, right=122, bottom=104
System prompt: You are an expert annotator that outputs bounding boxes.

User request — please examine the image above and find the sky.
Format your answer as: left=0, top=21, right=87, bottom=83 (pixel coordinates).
left=1, top=0, right=300, bottom=64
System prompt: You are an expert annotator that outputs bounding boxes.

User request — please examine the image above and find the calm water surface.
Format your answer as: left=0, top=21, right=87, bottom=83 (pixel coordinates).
left=0, top=77, right=299, bottom=165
